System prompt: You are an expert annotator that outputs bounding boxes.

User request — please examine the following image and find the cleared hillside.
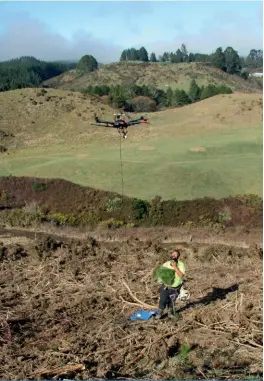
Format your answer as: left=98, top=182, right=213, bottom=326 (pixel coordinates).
left=0, top=233, right=262, bottom=380
left=0, top=88, right=262, bottom=200
left=43, top=62, right=262, bottom=93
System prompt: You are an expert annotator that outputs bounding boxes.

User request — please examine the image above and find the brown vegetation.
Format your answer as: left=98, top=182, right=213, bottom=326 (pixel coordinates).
left=0, top=233, right=262, bottom=380
left=0, top=177, right=262, bottom=230
left=43, top=62, right=262, bottom=94
left=129, top=96, right=157, bottom=112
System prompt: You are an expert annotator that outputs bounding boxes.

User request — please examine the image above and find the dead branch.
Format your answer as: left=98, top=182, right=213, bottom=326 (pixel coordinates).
left=35, top=364, right=85, bottom=378
left=121, top=279, right=157, bottom=309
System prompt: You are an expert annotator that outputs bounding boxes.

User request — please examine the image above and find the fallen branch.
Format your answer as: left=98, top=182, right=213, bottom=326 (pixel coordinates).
left=35, top=364, right=85, bottom=379
left=119, top=295, right=152, bottom=309
left=121, top=280, right=157, bottom=310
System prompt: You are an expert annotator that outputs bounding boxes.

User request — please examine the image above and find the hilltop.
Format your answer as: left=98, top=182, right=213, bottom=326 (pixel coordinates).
left=0, top=88, right=262, bottom=200
left=43, top=62, right=262, bottom=93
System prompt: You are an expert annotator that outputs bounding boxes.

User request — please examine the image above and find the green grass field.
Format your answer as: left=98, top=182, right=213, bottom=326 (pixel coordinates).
left=0, top=89, right=262, bottom=201
left=1, top=123, right=262, bottom=200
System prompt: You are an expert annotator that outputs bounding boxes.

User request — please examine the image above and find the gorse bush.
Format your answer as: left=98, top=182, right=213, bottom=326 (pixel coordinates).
left=47, top=212, right=77, bottom=227
left=98, top=218, right=125, bottom=229
left=0, top=208, right=44, bottom=228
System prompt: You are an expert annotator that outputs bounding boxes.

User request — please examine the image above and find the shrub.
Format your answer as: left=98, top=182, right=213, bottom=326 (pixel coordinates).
left=173, top=89, right=192, bottom=106
left=241, top=68, right=249, bottom=80
left=149, top=196, right=164, bottom=226
left=1, top=208, right=43, bottom=228
left=98, top=218, right=125, bottom=229
left=0, top=190, right=8, bottom=202
left=0, top=146, right=7, bottom=152
left=129, top=96, right=157, bottom=112
left=218, top=207, right=232, bottom=226
left=105, top=197, right=122, bottom=212
left=23, top=201, right=41, bottom=214
left=217, top=85, right=233, bottom=94
left=32, top=182, right=47, bottom=192
left=36, top=89, right=47, bottom=96
left=200, top=84, right=219, bottom=100
left=126, top=222, right=136, bottom=228
left=238, top=193, right=262, bottom=210
left=132, top=199, right=149, bottom=220
left=77, top=211, right=101, bottom=227
left=47, top=212, right=77, bottom=227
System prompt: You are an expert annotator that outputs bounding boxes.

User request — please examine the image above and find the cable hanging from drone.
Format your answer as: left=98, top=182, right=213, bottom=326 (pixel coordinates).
left=91, top=112, right=149, bottom=139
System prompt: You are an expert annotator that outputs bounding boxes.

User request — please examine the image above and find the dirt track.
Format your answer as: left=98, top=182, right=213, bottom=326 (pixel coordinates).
left=0, top=231, right=262, bottom=380
left=0, top=223, right=262, bottom=250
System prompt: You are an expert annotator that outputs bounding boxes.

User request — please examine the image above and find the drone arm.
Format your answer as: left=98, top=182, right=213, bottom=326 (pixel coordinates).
left=94, top=114, right=114, bottom=126
left=127, top=116, right=148, bottom=126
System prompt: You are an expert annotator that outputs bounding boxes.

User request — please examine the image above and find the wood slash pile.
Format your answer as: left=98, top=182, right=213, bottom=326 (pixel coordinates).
left=0, top=237, right=262, bottom=380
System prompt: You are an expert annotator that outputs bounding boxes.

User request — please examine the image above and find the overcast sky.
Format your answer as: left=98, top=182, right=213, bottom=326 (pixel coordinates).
left=0, top=1, right=262, bottom=62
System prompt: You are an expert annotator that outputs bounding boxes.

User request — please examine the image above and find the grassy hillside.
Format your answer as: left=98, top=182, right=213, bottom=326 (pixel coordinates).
left=0, top=88, right=262, bottom=200
left=43, top=61, right=262, bottom=93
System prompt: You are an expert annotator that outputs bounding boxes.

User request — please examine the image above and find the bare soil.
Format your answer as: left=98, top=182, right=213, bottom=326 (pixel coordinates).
left=0, top=232, right=262, bottom=380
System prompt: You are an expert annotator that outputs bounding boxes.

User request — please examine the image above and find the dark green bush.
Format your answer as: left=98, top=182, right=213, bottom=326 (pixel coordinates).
left=32, top=182, right=47, bottom=192
left=132, top=199, right=149, bottom=220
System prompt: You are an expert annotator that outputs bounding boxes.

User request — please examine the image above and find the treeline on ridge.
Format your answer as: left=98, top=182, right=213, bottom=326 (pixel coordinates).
left=120, top=45, right=263, bottom=77
left=81, top=80, right=233, bottom=111
left=0, top=45, right=262, bottom=93
left=0, top=56, right=76, bottom=92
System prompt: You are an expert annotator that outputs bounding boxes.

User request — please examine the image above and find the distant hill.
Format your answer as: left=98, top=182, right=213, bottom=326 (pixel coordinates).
left=0, top=56, right=76, bottom=92
left=43, top=61, right=262, bottom=93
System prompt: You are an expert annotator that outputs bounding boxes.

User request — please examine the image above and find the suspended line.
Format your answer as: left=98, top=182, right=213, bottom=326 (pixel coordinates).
left=119, top=131, right=124, bottom=200
left=118, top=131, right=127, bottom=241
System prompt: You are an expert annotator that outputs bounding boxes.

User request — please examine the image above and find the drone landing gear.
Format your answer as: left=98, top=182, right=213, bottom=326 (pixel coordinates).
left=118, top=127, right=127, bottom=139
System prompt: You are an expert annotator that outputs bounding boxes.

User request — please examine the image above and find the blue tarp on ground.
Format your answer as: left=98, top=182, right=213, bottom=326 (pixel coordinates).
left=129, top=309, right=159, bottom=321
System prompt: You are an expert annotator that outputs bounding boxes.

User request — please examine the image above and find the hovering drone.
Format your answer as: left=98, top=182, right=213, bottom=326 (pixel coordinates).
left=91, top=113, right=148, bottom=139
